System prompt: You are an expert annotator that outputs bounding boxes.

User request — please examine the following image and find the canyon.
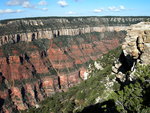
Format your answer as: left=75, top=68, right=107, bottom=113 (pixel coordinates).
left=0, top=16, right=150, bottom=113
left=24, top=21, right=150, bottom=113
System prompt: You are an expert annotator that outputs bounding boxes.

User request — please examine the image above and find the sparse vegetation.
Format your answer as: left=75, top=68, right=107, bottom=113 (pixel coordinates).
left=21, top=47, right=122, bottom=113
left=21, top=46, right=150, bottom=113
left=0, top=16, right=149, bottom=36
left=1, top=16, right=150, bottom=113
left=0, top=39, right=50, bottom=57
left=109, top=65, right=150, bottom=113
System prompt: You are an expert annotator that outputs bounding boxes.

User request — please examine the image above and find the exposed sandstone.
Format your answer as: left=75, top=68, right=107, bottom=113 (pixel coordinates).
left=24, top=84, right=37, bottom=106
left=10, top=87, right=27, bottom=110
left=0, top=26, right=128, bottom=46
left=112, top=22, right=150, bottom=82
left=41, top=76, right=55, bottom=96
left=124, top=22, right=150, bottom=62
left=0, top=18, right=127, bottom=112
left=0, top=36, right=122, bottom=112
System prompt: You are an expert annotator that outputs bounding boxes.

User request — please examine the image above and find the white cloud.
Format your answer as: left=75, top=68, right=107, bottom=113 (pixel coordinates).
left=7, top=0, right=35, bottom=8
left=38, top=0, right=47, bottom=6
left=108, top=5, right=126, bottom=12
left=0, top=9, right=24, bottom=14
left=7, top=0, right=28, bottom=6
left=67, top=11, right=76, bottom=15
left=93, top=5, right=126, bottom=14
left=22, top=1, right=33, bottom=8
left=6, top=0, right=48, bottom=12
left=119, top=5, right=125, bottom=10
left=93, top=9, right=103, bottom=13
left=7, top=0, right=34, bottom=8
left=108, top=6, right=120, bottom=12
left=57, top=0, right=68, bottom=7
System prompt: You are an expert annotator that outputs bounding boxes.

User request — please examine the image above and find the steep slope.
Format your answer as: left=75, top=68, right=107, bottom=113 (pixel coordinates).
left=0, top=31, right=125, bottom=113
left=112, top=22, right=150, bottom=81
left=108, top=22, right=150, bottom=113
left=21, top=47, right=122, bottom=113
left=22, top=22, right=150, bottom=113
left=0, top=17, right=150, bottom=113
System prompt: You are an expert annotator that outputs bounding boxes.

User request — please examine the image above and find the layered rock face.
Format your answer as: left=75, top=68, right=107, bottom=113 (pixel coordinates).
left=0, top=32, right=125, bottom=112
left=0, top=16, right=149, bottom=46
left=112, top=22, right=150, bottom=81
left=122, top=22, right=150, bottom=63
left=0, top=26, right=127, bottom=46
left=1, top=17, right=148, bottom=112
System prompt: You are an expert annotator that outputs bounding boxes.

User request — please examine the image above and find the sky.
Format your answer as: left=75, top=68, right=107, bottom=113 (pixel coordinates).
left=0, top=0, right=150, bottom=20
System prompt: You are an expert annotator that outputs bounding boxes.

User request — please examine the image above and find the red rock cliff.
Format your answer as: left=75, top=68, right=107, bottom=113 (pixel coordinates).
left=0, top=30, right=126, bottom=112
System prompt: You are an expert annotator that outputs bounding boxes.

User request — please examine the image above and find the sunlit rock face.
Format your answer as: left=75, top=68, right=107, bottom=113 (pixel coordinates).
left=123, top=22, right=150, bottom=64
left=112, top=22, right=150, bottom=82
left=1, top=16, right=149, bottom=46
left=1, top=16, right=148, bottom=112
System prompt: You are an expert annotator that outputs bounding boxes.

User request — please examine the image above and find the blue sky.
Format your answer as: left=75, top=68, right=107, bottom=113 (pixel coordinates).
left=0, top=0, right=150, bottom=20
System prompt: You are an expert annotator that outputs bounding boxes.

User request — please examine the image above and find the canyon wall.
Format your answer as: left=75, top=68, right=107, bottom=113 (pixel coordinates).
left=112, top=22, right=150, bottom=82
left=0, top=32, right=125, bottom=113
left=0, top=26, right=127, bottom=46
left=0, top=17, right=149, bottom=113
left=0, top=16, right=149, bottom=46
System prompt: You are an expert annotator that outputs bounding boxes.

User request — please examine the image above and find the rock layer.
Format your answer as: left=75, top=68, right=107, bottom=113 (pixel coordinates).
left=1, top=16, right=145, bottom=112
left=0, top=31, right=126, bottom=113
left=112, top=22, right=150, bottom=81
left=1, top=16, right=150, bottom=46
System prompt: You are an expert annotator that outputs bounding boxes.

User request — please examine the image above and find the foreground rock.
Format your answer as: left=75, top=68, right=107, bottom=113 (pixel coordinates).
left=112, top=22, right=150, bottom=81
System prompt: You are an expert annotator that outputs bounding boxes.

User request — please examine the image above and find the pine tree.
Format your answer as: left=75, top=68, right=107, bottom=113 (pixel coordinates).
left=109, top=65, right=150, bottom=113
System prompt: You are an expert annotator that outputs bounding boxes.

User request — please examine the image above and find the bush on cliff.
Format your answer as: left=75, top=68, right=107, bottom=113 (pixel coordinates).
left=22, top=45, right=150, bottom=113
left=32, top=39, right=50, bottom=51
left=0, top=39, right=50, bottom=57
left=22, top=47, right=121, bottom=113
left=109, top=65, right=150, bottom=113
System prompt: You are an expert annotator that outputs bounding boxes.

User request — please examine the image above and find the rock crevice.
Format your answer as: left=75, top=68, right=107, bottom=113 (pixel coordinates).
left=112, top=22, right=150, bottom=82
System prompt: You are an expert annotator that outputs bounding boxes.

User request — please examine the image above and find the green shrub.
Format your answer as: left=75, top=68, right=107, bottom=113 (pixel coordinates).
left=109, top=65, right=150, bottom=113
left=22, top=47, right=122, bottom=113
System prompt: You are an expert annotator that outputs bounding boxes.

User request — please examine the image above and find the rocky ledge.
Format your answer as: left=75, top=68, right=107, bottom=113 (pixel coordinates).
left=112, top=22, right=150, bottom=81
left=1, top=16, right=150, bottom=46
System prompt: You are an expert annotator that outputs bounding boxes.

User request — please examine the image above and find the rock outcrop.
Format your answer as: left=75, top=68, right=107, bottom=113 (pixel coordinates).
left=0, top=26, right=127, bottom=46
left=112, top=22, right=150, bottom=81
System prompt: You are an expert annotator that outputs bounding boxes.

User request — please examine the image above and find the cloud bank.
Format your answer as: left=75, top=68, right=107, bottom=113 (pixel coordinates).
left=0, top=9, right=23, bottom=14
left=93, top=5, right=126, bottom=13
